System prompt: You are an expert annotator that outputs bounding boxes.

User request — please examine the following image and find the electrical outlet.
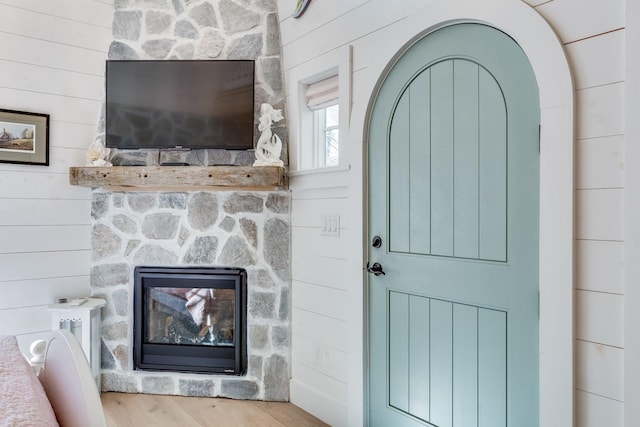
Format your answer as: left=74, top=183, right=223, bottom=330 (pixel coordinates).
left=321, top=215, right=340, bottom=236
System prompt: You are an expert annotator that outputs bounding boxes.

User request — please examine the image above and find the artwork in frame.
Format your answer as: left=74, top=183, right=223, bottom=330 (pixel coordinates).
left=0, top=108, right=49, bottom=166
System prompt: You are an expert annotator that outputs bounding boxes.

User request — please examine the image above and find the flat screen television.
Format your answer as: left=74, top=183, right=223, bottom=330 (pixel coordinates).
left=105, top=60, right=255, bottom=150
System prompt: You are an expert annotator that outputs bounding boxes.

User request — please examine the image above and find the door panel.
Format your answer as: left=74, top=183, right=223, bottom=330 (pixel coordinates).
left=369, top=23, right=539, bottom=427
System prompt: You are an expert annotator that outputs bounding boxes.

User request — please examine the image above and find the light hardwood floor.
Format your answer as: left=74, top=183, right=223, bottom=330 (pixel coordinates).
left=101, top=392, right=330, bottom=427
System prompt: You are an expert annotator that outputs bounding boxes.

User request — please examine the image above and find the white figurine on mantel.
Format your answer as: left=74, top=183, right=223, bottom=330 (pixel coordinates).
left=253, top=103, right=284, bottom=167
left=86, top=140, right=112, bottom=166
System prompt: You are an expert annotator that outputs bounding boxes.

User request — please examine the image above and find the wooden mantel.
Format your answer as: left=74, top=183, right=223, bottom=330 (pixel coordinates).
left=69, top=166, right=287, bottom=191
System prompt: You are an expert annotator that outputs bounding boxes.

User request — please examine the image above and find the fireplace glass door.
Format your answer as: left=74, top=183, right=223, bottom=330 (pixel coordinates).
left=146, top=287, right=236, bottom=347
left=134, top=266, right=247, bottom=375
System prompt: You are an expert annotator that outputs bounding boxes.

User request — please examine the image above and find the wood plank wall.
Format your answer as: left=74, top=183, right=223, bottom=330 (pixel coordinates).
left=0, top=0, right=112, bottom=350
left=277, top=0, right=626, bottom=425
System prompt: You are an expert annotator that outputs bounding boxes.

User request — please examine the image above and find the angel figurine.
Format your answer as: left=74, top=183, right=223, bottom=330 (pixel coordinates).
left=253, top=103, right=284, bottom=167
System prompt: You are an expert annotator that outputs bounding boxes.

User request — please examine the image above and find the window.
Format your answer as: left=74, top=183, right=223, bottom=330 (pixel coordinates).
left=306, top=75, right=340, bottom=169
left=314, top=104, right=339, bottom=167
left=287, top=45, right=351, bottom=173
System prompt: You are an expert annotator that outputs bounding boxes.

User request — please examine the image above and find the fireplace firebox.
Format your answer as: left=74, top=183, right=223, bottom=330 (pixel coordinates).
left=133, top=266, right=247, bottom=375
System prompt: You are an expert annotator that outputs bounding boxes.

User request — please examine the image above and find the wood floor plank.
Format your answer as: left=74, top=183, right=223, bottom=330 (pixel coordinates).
left=101, top=393, right=329, bottom=427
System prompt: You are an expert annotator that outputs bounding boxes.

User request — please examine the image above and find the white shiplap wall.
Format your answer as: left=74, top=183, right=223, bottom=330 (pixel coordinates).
left=537, top=1, right=625, bottom=425
left=0, top=1, right=113, bottom=351
left=277, top=0, right=627, bottom=425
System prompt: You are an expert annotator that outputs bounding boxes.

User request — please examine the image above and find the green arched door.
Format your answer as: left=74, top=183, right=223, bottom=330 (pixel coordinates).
left=368, top=23, right=540, bottom=426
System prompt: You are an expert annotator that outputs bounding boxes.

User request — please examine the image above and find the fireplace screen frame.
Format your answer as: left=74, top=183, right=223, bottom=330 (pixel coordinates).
left=133, top=266, right=247, bottom=375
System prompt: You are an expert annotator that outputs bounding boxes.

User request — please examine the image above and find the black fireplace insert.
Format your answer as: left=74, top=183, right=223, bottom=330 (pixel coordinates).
left=133, top=266, right=247, bottom=375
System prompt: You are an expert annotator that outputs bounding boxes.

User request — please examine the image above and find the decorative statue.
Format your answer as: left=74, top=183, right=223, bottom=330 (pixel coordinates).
left=86, top=139, right=112, bottom=166
left=253, top=103, right=284, bottom=167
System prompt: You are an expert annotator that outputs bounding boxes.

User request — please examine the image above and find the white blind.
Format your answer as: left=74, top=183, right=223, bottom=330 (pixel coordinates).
left=305, top=75, right=339, bottom=110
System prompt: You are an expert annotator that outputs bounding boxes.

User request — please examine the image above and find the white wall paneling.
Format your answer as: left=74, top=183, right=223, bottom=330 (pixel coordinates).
left=575, top=339, right=624, bottom=401
left=575, top=290, right=624, bottom=348
left=576, top=390, right=623, bottom=427
left=0, top=2, right=111, bottom=350
left=575, top=240, right=624, bottom=294
left=625, top=0, right=640, bottom=425
left=534, top=0, right=624, bottom=44
left=575, top=135, right=624, bottom=190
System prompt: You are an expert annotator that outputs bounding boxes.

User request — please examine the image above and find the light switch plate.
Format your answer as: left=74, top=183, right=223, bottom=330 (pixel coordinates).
left=321, top=214, right=340, bottom=236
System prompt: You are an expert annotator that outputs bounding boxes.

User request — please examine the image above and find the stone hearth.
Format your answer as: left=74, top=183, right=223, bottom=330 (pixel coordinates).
left=90, top=189, right=290, bottom=401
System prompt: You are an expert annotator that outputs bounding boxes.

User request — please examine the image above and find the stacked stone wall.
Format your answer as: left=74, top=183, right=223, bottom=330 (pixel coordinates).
left=100, top=0, right=286, bottom=166
left=91, top=189, right=290, bottom=400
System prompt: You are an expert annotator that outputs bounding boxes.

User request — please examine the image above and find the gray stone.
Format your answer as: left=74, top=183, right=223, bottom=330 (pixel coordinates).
left=205, top=149, right=233, bottom=166
left=101, top=340, right=116, bottom=369
left=219, top=235, right=256, bottom=266
left=127, top=193, right=157, bottom=213
left=248, top=269, right=274, bottom=290
left=143, top=39, right=176, bottom=59
left=102, top=321, right=128, bottom=341
left=197, top=29, right=225, bottom=58
left=179, top=379, right=215, bottom=397
left=187, top=192, right=218, bottom=230
left=113, top=345, right=128, bottom=370
left=249, top=324, right=268, bottom=350
left=125, top=239, right=141, bottom=256
left=254, top=0, right=277, bottom=12
left=178, top=227, right=190, bottom=247
left=219, top=380, right=259, bottom=400
left=175, top=20, right=198, bottom=39
left=265, top=13, right=281, bottom=56
left=108, top=41, right=140, bottom=60
left=264, top=218, right=290, bottom=280
left=113, top=10, right=142, bottom=40
left=240, top=218, right=258, bottom=248
left=248, top=355, right=263, bottom=379
left=266, top=193, right=290, bottom=213
left=159, top=192, right=188, bottom=209
left=234, top=149, right=255, bottom=166
left=219, top=0, right=260, bottom=33
left=139, top=0, right=169, bottom=8
left=224, top=194, right=263, bottom=214
left=114, top=0, right=131, bottom=10
left=227, top=33, right=263, bottom=58
left=112, top=289, right=129, bottom=317
left=171, top=0, right=185, bottom=14
left=174, top=43, right=195, bottom=59
left=113, top=214, right=137, bottom=234
left=102, top=372, right=139, bottom=393
left=142, top=376, right=175, bottom=394
left=278, top=287, right=289, bottom=321
left=92, top=224, right=123, bottom=261
left=183, top=236, right=218, bottom=264
left=112, top=193, right=124, bottom=208
left=110, top=152, right=148, bottom=166
left=190, top=2, right=217, bottom=27
left=92, top=263, right=130, bottom=288
left=263, top=354, right=288, bottom=401
left=146, top=11, right=172, bottom=34
left=142, top=212, right=180, bottom=239
left=260, top=57, right=283, bottom=94
left=133, top=244, right=178, bottom=265
left=220, top=216, right=236, bottom=232
left=272, top=325, right=289, bottom=348
left=92, top=193, right=110, bottom=220
left=249, top=291, right=276, bottom=319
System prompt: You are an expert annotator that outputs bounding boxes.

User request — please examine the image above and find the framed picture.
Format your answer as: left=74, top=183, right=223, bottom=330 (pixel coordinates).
left=0, top=108, right=49, bottom=166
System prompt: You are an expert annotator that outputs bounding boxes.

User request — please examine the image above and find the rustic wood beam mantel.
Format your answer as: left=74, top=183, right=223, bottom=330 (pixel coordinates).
left=69, top=166, right=287, bottom=191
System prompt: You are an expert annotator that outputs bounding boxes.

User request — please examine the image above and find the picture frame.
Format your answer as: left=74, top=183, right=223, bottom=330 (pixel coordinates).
left=0, top=108, right=49, bottom=166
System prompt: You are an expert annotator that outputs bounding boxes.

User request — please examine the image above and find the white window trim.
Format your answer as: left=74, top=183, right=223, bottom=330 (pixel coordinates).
left=286, top=45, right=352, bottom=175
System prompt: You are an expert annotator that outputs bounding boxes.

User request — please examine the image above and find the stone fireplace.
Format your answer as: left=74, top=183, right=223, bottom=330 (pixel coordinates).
left=90, top=188, right=290, bottom=401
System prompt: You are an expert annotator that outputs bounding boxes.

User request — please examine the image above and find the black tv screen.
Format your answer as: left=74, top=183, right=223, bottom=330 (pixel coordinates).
left=105, top=60, right=255, bottom=150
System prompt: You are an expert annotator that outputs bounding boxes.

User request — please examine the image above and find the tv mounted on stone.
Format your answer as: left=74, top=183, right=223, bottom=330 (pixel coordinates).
left=105, top=60, right=255, bottom=151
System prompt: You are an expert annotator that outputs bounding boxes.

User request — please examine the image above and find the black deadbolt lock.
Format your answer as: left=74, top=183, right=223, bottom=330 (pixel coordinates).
left=372, top=236, right=382, bottom=248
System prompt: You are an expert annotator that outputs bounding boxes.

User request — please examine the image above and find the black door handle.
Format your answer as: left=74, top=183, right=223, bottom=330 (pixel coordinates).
left=367, top=262, right=385, bottom=276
